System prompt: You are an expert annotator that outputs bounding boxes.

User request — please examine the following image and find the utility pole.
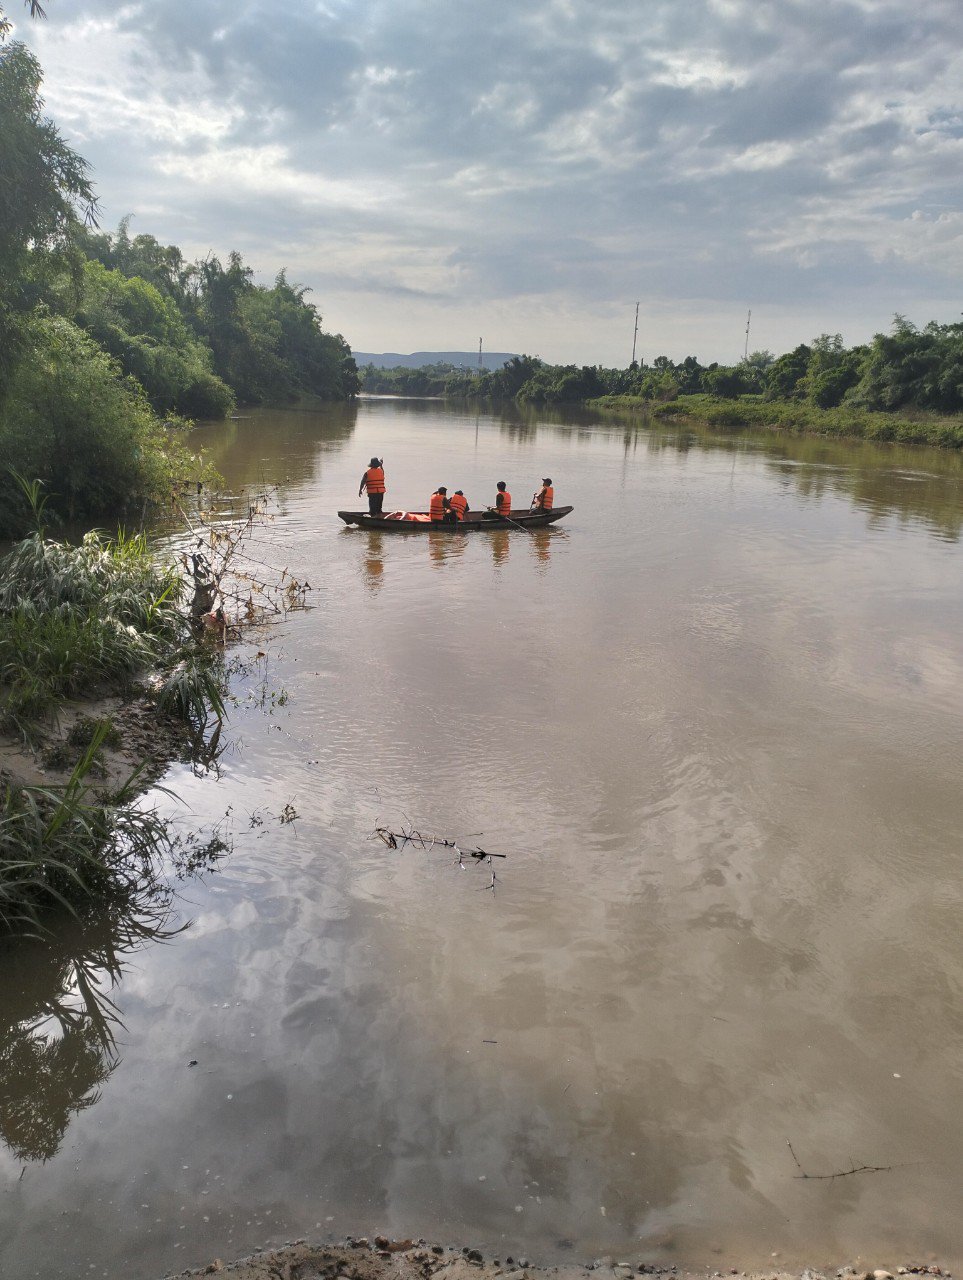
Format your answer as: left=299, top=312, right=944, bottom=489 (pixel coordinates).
left=743, top=308, right=751, bottom=362
left=631, top=302, right=640, bottom=366
left=478, top=337, right=483, bottom=372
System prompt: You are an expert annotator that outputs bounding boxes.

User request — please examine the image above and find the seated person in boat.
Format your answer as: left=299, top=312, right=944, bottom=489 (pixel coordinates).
left=533, top=477, right=554, bottom=510
left=486, top=480, right=511, bottom=520
left=429, top=486, right=457, bottom=523
left=449, top=490, right=469, bottom=521
left=358, top=457, right=386, bottom=514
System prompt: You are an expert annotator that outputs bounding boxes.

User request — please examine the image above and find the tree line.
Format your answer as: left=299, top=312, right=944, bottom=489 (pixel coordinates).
left=362, top=324, right=963, bottom=420
left=0, top=18, right=358, bottom=535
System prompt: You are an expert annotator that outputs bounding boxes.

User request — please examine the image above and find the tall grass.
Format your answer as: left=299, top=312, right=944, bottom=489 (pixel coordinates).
left=0, top=528, right=185, bottom=735
left=157, top=657, right=227, bottom=729
left=0, top=527, right=183, bottom=633
left=0, top=495, right=233, bottom=934
left=0, top=724, right=175, bottom=935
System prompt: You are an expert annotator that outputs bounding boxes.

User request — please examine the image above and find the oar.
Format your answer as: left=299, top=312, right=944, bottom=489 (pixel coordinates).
left=486, top=505, right=537, bottom=534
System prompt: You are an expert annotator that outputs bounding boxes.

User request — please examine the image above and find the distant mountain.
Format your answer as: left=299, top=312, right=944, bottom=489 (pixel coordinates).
left=352, top=350, right=517, bottom=371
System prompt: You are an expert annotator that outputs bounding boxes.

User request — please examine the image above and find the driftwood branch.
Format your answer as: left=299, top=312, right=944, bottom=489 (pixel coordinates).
left=373, top=826, right=505, bottom=861
left=786, top=1139, right=903, bottom=1180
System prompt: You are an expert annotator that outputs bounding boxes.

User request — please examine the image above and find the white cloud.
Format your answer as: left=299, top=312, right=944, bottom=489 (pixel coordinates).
left=18, top=0, right=963, bottom=362
left=648, top=50, right=750, bottom=92
left=154, top=145, right=398, bottom=214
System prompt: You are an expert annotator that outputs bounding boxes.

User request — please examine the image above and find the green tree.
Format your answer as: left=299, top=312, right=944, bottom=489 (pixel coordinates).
left=0, top=36, right=96, bottom=388
left=854, top=316, right=963, bottom=413
left=487, top=355, right=544, bottom=399
left=71, top=260, right=234, bottom=417
left=703, top=366, right=753, bottom=398
left=77, top=220, right=195, bottom=309
left=764, top=344, right=811, bottom=400
left=676, top=356, right=706, bottom=394
left=0, top=313, right=197, bottom=529
left=190, top=256, right=357, bottom=403
left=802, top=333, right=864, bottom=408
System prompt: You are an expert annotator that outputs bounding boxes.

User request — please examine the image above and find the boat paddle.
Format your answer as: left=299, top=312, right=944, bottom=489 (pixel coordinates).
left=486, top=505, right=537, bottom=534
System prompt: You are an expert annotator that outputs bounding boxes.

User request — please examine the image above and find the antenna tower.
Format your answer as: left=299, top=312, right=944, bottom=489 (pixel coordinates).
left=478, top=337, right=483, bottom=371
left=631, top=302, right=640, bottom=365
left=744, top=308, right=751, bottom=362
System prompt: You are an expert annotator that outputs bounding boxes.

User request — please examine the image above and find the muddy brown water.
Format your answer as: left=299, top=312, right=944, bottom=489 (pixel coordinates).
left=2, top=400, right=962, bottom=1278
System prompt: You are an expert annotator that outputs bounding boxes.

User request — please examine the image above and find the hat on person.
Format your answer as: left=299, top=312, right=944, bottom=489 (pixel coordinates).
left=369, top=456, right=381, bottom=466
left=542, top=477, right=552, bottom=483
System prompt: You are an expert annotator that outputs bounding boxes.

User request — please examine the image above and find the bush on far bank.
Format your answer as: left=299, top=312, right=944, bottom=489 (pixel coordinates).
left=638, top=394, right=963, bottom=448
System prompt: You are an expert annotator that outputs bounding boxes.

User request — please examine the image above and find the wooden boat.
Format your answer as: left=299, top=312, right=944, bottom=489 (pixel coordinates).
left=338, top=506, right=573, bottom=531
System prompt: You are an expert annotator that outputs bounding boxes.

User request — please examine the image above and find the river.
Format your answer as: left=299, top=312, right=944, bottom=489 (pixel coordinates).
left=2, top=398, right=962, bottom=1278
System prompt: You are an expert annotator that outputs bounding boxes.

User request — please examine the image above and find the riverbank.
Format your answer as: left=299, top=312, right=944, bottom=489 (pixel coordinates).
left=589, top=395, right=963, bottom=449
left=0, top=686, right=191, bottom=795
left=0, top=524, right=225, bottom=933
left=169, top=1236, right=953, bottom=1280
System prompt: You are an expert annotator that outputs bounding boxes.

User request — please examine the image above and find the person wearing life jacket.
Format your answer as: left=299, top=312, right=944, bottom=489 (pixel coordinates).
left=533, top=477, right=554, bottom=511
left=449, top=490, right=469, bottom=521
left=358, top=457, right=386, bottom=514
left=494, top=480, right=512, bottom=520
left=429, top=486, right=455, bottom=523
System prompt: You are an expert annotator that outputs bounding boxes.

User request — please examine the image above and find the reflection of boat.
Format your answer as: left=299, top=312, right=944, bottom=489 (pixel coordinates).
left=338, top=506, right=573, bottom=531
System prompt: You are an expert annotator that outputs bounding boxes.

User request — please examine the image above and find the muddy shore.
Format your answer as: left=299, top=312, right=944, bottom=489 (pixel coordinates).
left=167, top=1237, right=953, bottom=1280
left=0, top=687, right=192, bottom=795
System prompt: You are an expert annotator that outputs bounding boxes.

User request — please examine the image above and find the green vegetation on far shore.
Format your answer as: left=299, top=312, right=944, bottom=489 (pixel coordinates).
left=592, top=393, right=963, bottom=450
left=362, top=324, right=963, bottom=451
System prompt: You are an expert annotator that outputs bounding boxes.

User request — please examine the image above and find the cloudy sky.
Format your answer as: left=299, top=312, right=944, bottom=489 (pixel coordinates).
left=16, top=0, right=963, bottom=365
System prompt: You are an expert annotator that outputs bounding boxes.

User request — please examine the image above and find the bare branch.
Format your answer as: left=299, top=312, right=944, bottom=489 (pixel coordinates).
left=786, top=1139, right=910, bottom=1180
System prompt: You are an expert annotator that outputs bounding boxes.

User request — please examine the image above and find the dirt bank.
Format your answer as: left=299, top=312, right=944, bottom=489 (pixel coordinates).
left=167, top=1236, right=952, bottom=1280
left=0, top=688, right=191, bottom=796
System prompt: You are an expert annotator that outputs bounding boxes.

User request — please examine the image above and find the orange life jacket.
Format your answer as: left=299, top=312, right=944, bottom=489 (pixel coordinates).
left=364, top=466, right=385, bottom=493
left=537, top=485, right=553, bottom=510
left=449, top=493, right=468, bottom=520
left=496, top=490, right=512, bottom=517
left=429, top=491, right=447, bottom=521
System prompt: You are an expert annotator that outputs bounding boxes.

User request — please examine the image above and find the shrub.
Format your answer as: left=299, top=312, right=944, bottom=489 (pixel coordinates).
left=0, top=313, right=213, bottom=535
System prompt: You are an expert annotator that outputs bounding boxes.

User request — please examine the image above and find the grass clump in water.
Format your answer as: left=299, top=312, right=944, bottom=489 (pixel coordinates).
left=156, top=657, right=227, bottom=731
left=0, top=724, right=175, bottom=935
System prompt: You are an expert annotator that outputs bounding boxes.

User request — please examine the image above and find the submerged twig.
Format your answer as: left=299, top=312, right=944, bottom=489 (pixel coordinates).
left=371, top=823, right=507, bottom=896
left=786, top=1139, right=904, bottom=1180
left=372, top=825, right=504, bottom=861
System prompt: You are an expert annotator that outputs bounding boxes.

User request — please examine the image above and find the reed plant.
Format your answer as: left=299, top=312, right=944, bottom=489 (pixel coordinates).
left=0, top=526, right=186, bottom=736
left=0, top=479, right=239, bottom=936
left=156, top=655, right=227, bottom=730
left=0, top=724, right=174, bottom=935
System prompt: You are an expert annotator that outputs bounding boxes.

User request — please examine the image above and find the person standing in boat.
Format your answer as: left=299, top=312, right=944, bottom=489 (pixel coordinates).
left=532, top=477, right=554, bottom=510
left=494, top=480, right=512, bottom=520
left=359, top=457, right=386, bottom=515
left=429, top=486, right=456, bottom=523
left=449, top=490, right=469, bottom=521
